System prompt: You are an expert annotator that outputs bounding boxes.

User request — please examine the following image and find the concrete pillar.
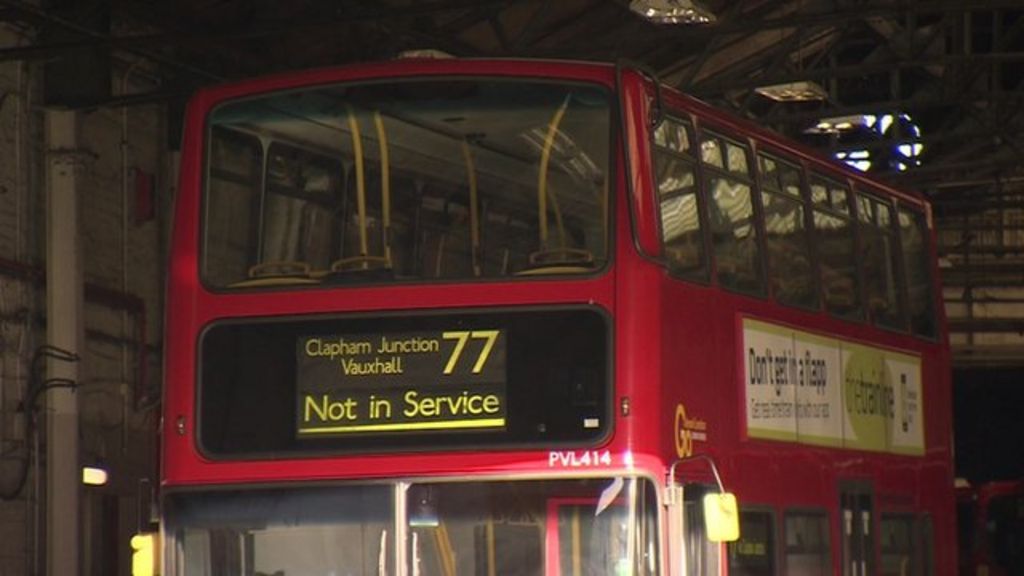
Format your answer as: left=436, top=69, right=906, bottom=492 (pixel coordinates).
left=45, top=109, right=82, bottom=576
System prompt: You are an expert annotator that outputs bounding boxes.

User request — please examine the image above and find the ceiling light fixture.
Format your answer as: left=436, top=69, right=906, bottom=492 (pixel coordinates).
left=629, top=0, right=717, bottom=24
left=805, top=114, right=876, bottom=134
left=754, top=80, right=828, bottom=102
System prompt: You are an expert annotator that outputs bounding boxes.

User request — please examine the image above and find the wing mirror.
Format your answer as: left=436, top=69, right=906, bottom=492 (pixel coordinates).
left=668, top=455, right=741, bottom=543
left=703, top=492, right=740, bottom=542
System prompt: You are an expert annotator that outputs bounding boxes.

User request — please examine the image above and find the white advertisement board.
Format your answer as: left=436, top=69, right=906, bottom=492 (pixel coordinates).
left=742, top=318, right=924, bottom=455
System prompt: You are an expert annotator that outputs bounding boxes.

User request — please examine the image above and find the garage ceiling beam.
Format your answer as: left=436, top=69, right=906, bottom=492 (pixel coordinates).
left=0, top=0, right=222, bottom=81
left=688, top=51, right=1024, bottom=99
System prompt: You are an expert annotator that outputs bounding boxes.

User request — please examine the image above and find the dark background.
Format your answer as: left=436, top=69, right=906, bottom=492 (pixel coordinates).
left=954, top=368, right=1024, bottom=483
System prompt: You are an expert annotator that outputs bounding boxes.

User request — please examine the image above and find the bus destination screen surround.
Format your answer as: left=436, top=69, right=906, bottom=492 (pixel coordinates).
left=296, top=328, right=508, bottom=435
left=199, top=308, right=609, bottom=456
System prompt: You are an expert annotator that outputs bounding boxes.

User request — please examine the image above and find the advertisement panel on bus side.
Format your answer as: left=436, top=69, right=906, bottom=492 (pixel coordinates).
left=741, top=317, right=924, bottom=455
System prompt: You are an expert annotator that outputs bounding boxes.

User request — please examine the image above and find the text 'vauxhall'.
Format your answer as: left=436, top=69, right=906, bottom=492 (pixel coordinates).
left=295, top=329, right=507, bottom=434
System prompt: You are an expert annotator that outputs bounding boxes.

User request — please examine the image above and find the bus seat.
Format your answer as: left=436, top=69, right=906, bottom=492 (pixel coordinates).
left=228, top=260, right=319, bottom=288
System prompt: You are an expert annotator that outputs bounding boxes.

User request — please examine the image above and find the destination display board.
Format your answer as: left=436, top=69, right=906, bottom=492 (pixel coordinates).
left=296, top=329, right=507, bottom=435
left=198, top=307, right=609, bottom=457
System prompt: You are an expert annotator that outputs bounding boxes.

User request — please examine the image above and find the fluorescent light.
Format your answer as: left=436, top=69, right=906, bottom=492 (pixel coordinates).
left=629, top=0, right=716, bottom=24
left=82, top=466, right=108, bottom=486
left=897, top=143, right=924, bottom=158
left=806, top=114, right=875, bottom=134
left=835, top=150, right=871, bottom=172
left=879, top=114, right=894, bottom=134
left=755, top=80, right=828, bottom=102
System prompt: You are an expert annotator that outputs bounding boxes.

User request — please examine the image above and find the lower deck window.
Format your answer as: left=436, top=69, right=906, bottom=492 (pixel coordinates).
left=728, top=509, right=776, bottom=576
left=784, top=511, right=830, bottom=576
left=881, top=514, right=938, bottom=576
left=681, top=484, right=722, bottom=576
left=166, top=477, right=658, bottom=576
left=880, top=514, right=916, bottom=576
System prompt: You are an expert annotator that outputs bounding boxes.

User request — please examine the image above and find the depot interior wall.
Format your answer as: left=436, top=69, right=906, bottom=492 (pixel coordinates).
left=938, top=205, right=1024, bottom=365
left=0, top=24, right=167, bottom=576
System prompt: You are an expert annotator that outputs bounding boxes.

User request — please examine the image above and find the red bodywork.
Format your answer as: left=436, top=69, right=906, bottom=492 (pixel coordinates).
left=164, top=58, right=956, bottom=574
left=957, top=480, right=1024, bottom=576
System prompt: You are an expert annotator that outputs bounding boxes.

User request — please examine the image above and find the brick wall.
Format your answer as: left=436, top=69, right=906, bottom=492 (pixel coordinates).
left=0, top=24, right=168, bottom=576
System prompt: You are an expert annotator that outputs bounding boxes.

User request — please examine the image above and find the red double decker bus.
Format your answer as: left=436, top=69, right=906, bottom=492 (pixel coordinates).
left=957, top=480, right=1024, bottom=576
left=160, top=58, right=955, bottom=576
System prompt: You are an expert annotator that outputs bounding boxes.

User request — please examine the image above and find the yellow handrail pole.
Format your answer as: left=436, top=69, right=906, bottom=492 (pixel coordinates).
left=602, top=176, right=609, bottom=256
left=461, top=140, right=481, bottom=276
left=549, top=186, right=567, bottom=251
left=435, top=235, right=446, bottom=278
left=538, top=97, right=570, bottom=250
left=374, top=111, right=392, bottom=267
left=346, top=105, right=369, bottom=264
left=435, top=522, right=456, bottom=576
left=486, top=519, right=497, bottom=576
left=572, top=507, right=582, bottom=576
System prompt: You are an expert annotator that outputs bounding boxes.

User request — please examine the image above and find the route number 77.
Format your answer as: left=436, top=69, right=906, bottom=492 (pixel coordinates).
left=442, top=330, right=499, bottom=374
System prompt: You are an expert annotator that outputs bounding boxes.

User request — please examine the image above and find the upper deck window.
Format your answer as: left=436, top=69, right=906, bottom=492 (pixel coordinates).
left=202, top=79, right=611, bottom=289
left=700, top=130, right=764, bottom=295
left=758, top=153, right=817, bottom=309
left=857, top=191, right=905, bottom=330
left=203, top=128, right=263, bottom=287
left=653, top=117, right=706, bottom=278
left=898, top=207, right=938, bottom=338
left=810, top=175, right=863, bottom=320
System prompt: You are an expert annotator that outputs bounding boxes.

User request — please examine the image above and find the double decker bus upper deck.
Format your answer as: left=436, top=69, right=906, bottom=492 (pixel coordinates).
left=160, top=58, right=953, bottom=576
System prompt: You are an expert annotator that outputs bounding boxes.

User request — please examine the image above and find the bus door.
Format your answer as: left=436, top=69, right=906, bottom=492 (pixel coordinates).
left=840, top=484, right=876, bottom=576
left=546, top=497, right=633, bottom=576
left=407, top=478, right=658, bottom=576
left=684, top=485, right=722, bottom=576
left=545, top=485, right=658, bottom=576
